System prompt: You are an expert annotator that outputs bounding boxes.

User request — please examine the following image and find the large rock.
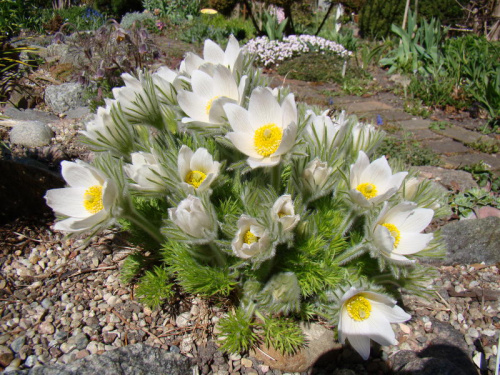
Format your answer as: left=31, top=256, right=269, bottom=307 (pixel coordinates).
left=44, top=83, right=86, bottom=113
left=4, top=343, right=193, bottom=375
left=414, top=166, right=478, bottom=192
left=252, top=323, right=341, bottom=373
left=9, top=121, right=53, bottom=147
left=3, top=108, right=59, bottom=124
left=436, top=217, right=500, bottom=265
left=0, top=159, right=64, bottom=224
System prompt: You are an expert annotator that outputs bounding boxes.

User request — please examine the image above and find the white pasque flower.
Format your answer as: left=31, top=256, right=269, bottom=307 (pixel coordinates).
left=124, top=151, right=167, bottom=192
left=349, top=151, right=407, bottom=208
left=225, top=87, right=298, bottom=168
left=338, top=287, right=411, bottom=360
left=177, top=65, right=246, bottom=126
left=180, top=35, right=244, bottom=77
left=351, top=123, right=377, bottom=152
left=178, top=145, right=221, bottom=193
left=168, top=195, right=215, bottom=239
left=152, top=66, right=185, bottom=104
left=302, top=158, right=333, bottom=192
left=271, top=195, right=300, bottom=232
left=232, top=215, right=271, bottom=259
left=44, top=160, right=117, bottom=233
left=305, top=109, right=344, bottom=148
left=373, top=202, right=434, bottom=263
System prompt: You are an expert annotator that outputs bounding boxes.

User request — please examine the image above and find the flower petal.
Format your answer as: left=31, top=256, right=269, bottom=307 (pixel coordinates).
left=191, top=70, right=213, bottom=98
left=396, top=232, right=433, bottom=255
left=361, top=156, right=391, bottom=188
left=369, top=300, right=411, bottom=323
left=224, top=103, right=251, bottom=133
left=178, top=91, right=209, bottom=123
left=204, top=39, right=225, bottom=65
left=226, top=132, right=261, bottom=158
left=350, top=151, right=370, bottom=188
left=54, top=209, right=108, bottom=233
left=62, top=161, right=102, bottom=187
left=178, top=145, right=194, bottom=180
left=247, top=155, right=281, bottom=169
left=45, top=187, right=89, bottom=218
left=273, top=122, right=297, bottom=156
left=190, top=148, right=219, bottom=175
left=248, top=88, right=282, bottom=129
left=281, top=93, right=297, bottom=128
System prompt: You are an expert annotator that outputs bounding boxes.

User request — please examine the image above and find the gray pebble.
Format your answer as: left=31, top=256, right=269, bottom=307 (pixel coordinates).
left=9, top=121, right=53, bottom=147
left=169, top=345, right=180, bottom=353
left=10, top=336, right=26, bottom=353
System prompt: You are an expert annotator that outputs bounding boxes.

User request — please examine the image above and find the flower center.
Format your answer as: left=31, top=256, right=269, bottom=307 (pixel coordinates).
left=356, top=182, right=378, bottom=199
left=205, top=95, right=221, bottom=115
left=243, top=230, right=258, bottom=244
left=381, top=223, right=401, bottom=248
left=83, top=185, right=104, bottom=214
left=185, top=170, right=207, bottom=188
left=254, top=123, right=283, bottom=157
left=346, top=295, right=372, bottom=321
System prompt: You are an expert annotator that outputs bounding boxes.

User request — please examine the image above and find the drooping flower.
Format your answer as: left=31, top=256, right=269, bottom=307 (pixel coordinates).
left=349, top=151, right=407, bottom=208
left=177, top=65, right=246, bottom=126
left=338, top=287, right=411, bottom=360
left=124, top=151, right=167, bottom=192
left=225, top=87, right=298, bottom=168
left=178, top=145, right=221, bottom=193
left=180, top=35, right=244, bottom=77
left=232, top=215, right=271, bottom=259
left=168, top=195, right=216, bottom=240
left=372, top=202, right=434, bottom=263
left=271, top=195, right=299, bottom=232
left=44, top=160, right=118, bottom=233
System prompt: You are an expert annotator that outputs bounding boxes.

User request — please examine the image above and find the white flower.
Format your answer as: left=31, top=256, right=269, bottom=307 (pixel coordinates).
left=225, top=87, right=298, bottom=168
left=112, top=72, right=145, bottom=111
left=152, top=66, right=184, bottom=104
left=338, top=287, right=411, bottom=360
left=351, top=123, right=377, bottom=153
left=178, top=145, right=221, bottom=193
left=232, top=215, right=271, bottom=259
left=305, top=110, right=344, bottom=148
left=180, top=35, right=244, bottom=77
left=271, top=195, right=299, bottom=232
left=177, top=65, right=246, bottom=126
left=44, top=160, right=117, bottom=233
left=373, top=202, right=434, bottom=263
left=168, top=195, right=215, bottom=239
left=124, top=151, right=166, bottom=192
left=349, top=151, right=407, bottom=208
left=302, top=158, right=333, bottom=192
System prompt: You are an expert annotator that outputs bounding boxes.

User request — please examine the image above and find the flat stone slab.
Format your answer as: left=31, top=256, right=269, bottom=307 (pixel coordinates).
left=431, top=125, right=483, bottom=144
left=414, top=166, right=478, bottom=191
left=423, top=139, right=470, bottom=155
left=407, top=128, right=444, bottom=141
left=441, top=153, right=500, bottom=172
left=397, top=118, right=433, bottom=130
left=3, top=108, right=59, bottom=124
left=377, top=109, right=413, bottom=122
left=343, top=100, right=394, bottom=114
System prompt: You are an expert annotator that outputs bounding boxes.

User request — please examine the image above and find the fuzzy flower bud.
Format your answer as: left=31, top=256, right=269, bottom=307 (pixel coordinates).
left=168, top=195, right=215, bottom=239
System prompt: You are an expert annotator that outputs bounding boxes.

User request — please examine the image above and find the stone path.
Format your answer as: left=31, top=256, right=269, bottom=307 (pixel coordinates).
left=268, top=74, right=500, bottom=176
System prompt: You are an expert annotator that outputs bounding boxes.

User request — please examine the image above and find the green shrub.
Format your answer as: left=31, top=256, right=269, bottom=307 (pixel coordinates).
left=181, top=14, right=255, bottom=45
left=358, top=0, right=404, bottom=39
left=120, top=11, right=155, bottom=29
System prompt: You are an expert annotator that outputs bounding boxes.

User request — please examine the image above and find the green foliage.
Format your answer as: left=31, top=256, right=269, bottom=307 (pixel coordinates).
left=136, top=266, right=175, bottom=309
left=276, top=53, right=366, bottom=84
left=408, top=74, right=468, bottom=111
left=120, top=11, right=155, bottom=29
left=429, top=121, right=451, bottom=131
left=262, top=317, right=305, bottom=355
left=359, top=0, right=404, bottom=39
left=450, top=188, right=500, bottom=219
left=207, top=0, right=238, bottom=16
left=376, top=135, right=441, bottom=167
left=0, top=0, right=40, bottom=38
left=142, top=0, right=199, bottom=23
left=263, top=10, right=288, bottom=41
left=218, top=309, right=259, bottom=353
left=466, top=138, right=499, bottom=155
left=180, top=14, right=255, bottom=45
left=462, top=162, right=500, bottom=192
left=120, top=251, right=149, bottom=283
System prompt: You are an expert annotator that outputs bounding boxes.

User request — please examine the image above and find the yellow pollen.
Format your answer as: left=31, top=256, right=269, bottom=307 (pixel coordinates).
left=205, top=95, right=221, bottom=115
left=254, top=123, right=283, bottom=157
left=356, top=182, right=378, bottom=199
left=83, top=185, right=104, bottom=214
left=185, top=170, right=207, bottom=188
left=381, top=223, right=401, bottom=248
left=243, top=230, right=258, bottom=244
left=278, top=212, right=287, bottom=218
left=346, top=295, right=372, bottom=321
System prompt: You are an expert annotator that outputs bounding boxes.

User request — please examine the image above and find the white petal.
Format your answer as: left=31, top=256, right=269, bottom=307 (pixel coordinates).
left=273, top=122, right=297, bottom=156
left=248, top=88, right=282, bottom=129
left=178, top=91, right=209, bottom=123
left=178, top=145, right=194, bottom=180
left=350, top=151, right=369, bottom=188
left=247, top=155, right=281, bottom=169
left=373, top=225, right=396, bottom=254
left=204, top=39, right=225, bottom=64
left=209, top=96, right=235, bottom=124
left=348, top=190, right=371, bottom=208
left=180, top=52, right=204, bottom=75
left=213, top=65, right=238, bottom=99
left=281, top=93, right=297, bottom=127
left=226, top=132, right=261, bottom=158
left=396, top=232, right=433, bottom=255
left=102, top=180, right=117, bottom=210
left=190, top=148, right=218, bottom=174
left=54, top=209, right=108, bottom=233
left=224, top=103, right=251, bottom=133
left=45, top=187, right=89, bottom=218
left=62, top=161, right=102, bottom=187
left=397, top=208, right=434, bottom=233
left=384, top=171, right=408, bottom=193
left=191, top=70, right=214, bottom=98
left=369, top=300, right=411, bottom=324
left=341, top=315, right=372, bottom=360
left=364, top=309, right=397, bottom=346
left=361, top=156, right=391, bottom=187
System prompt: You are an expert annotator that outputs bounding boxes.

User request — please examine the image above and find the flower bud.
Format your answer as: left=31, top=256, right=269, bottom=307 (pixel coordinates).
left=168, top=196, right=214, bottom=239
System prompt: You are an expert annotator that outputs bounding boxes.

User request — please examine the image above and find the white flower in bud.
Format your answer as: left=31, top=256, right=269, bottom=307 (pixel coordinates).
left=271, top=195, right=299, bottom=232
left=302, top=158, right=333, bottom=191
left=168, top=195, right=215, bottom=239
left=305, top=110, right=344, bottom=148
left=232, top=216, right=271, bottom=259
left=124, top=152, right=166, bottom=192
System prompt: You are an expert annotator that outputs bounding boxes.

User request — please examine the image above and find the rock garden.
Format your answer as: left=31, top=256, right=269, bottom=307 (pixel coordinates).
left=0, top=0, right=499, bottom=374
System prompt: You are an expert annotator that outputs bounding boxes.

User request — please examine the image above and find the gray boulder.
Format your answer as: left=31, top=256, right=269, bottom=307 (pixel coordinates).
left=9, top=121, right=53, bottom=147
left=414, top=166, right=478, bottom=192
left=4, top=343, right=193, bottom=375
left=3, top=108, right=59, bottom=124
left=437, top=217, right=500, bottom=265
left=44, top=83, right=86, bottom=113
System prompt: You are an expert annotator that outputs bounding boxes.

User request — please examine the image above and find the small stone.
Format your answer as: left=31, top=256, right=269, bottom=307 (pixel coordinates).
left=39, top=321, right=55, bottom=335
left=399, top=323, right=411, bottom=334
left=468, top=327, right=480, bottom=339
left=176, top=312, right=191, bottom=328
left=102, top=332, right=118, bottom=344
left=169, top=345, right=180, bottom=354
left=229, top=353, right=241, bottom=361
left=106, top=296, right=120, bottom=307
left=483, top=329, right=496, bottom=337
left=241, top=358, right=253, bottom=368
left=180, top=337, right=193, bottom=353
left=424, top=321, right=433, bottom=333
left=0, top=345, right=14, bottom=367
left=10, top=336, right=26, bottom=353
left=86, top=341, right=99, bottom=355
left=41, top=298, right=53, bottom=309
left=473, top=351, right=484, bottom=369
left=54, top=330, right=69, bottom=341
left=74, top=349, right=90, bottom=359
left=4, top=357, right=21, bottom=372
left=24, top=354, right=38, bottom=368
left=259, top=365, right=270, bottom=373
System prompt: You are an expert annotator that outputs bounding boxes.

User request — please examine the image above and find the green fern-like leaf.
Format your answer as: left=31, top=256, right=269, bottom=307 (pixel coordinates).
left=261, top=317, right=305, bottom=355
left=136, top=266, right=174, bottom=309
left=218, top=309, right=259, bottom=353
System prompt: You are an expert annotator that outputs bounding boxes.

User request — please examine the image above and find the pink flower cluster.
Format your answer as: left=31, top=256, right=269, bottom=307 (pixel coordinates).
left=244, top=35, right=352, bottom=67
left=268, top=5, right=286, bottom=24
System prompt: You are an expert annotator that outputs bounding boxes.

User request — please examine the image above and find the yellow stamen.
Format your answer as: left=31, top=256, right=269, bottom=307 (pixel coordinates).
left=346, top=295, right=372, bottom=321
left=185, top=170, right=207, bottom=188
left=381, top=223, right=401, bottom=248
left=205, top=95, right=221, bottom=115
left=243, top=230, right=258, bottom=244
left=356, top=182, right=378, bottom=199
left=254, top=123, right=283, bottom=157
left=83, top=185, right=104, bottom=214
